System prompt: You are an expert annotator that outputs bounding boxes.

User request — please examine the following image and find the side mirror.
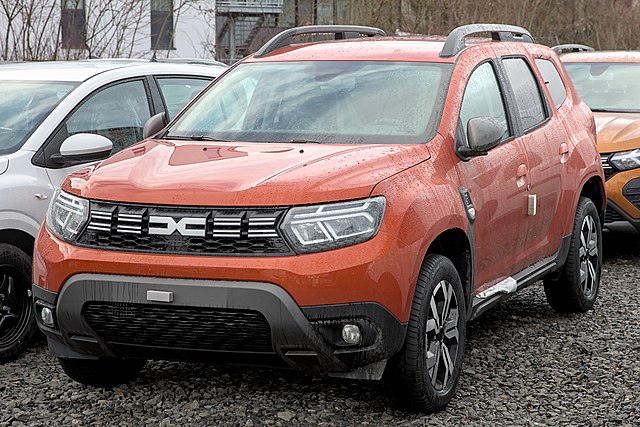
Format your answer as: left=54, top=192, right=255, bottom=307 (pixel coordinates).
left=143, top=112, right=168, bottom=139
left=52, top=133, right=113, bottom=166
left=457, top=117, right=504, bottom=161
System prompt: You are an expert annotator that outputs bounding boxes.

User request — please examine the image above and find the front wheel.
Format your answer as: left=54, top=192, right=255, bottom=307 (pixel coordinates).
left=389, top=254, right=466, bottom=412
left=0, top=244, right=38, bottom=363
left=544, top=197, right=602, bottom=313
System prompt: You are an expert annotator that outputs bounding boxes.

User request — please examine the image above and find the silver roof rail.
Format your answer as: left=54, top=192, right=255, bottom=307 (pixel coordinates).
left=551, top=44, right=595, bottom=54
left=254, top=25, right=386, bottom=58
left=440, top=24, right=534, bottom=58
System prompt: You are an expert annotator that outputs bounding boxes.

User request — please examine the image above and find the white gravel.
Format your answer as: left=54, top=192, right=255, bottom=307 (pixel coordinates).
left=1, top=230, right=638, bottom=426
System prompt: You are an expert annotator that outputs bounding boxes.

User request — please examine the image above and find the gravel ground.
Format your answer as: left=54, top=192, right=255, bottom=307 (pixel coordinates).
left=1, top=230, right=638, bottom=427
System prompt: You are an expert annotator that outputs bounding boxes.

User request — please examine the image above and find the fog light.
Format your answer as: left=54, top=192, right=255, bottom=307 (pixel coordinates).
left=40, top=306, right=54, bottom=327
left=341, top=324, right=361, bottom=345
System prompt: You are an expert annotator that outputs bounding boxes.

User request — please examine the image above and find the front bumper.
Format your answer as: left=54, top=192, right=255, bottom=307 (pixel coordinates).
left=32, top=274, right=406, bottom=377
left=604, top=171, right=640, bottom=231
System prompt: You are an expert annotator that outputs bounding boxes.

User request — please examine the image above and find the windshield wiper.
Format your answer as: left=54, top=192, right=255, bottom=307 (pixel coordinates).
left=165, top=134, right=230, bottom=142
left=289, top=139, right=323, bottom=144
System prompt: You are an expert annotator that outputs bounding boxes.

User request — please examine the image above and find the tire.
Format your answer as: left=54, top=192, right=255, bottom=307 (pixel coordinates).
left=58, top=357, right=146, bottom=386
left=0, top=244, right=38, bottom=363
left=389, top=254, right=466, bottom=412
left=544, top=197, right=602, bottom=313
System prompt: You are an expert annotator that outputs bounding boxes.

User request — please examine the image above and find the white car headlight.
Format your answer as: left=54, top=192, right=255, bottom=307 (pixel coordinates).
left=280, top=197, right=386, bottom=254
left=46, top=190, right=89, bottom=242
left=610, top=149, right=640, bottom=171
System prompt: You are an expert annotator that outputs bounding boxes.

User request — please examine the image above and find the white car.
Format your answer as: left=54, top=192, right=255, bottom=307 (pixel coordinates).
left=0, top=59, right=226, bottom=362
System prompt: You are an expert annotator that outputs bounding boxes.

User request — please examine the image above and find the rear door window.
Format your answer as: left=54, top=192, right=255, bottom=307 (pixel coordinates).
left=502, top=58, right=547, bottom=131
left=535, top=59, right=567, bottom=107
left=156, top=77, right=211, bottom=120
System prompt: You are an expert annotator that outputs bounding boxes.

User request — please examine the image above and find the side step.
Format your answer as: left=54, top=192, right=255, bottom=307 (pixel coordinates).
left=469, top=235, right=571, bottom=320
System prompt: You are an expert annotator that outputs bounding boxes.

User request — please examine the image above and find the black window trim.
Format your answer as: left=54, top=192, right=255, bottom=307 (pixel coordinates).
left=498, top=54, right=552, bottom=136
left=32, top=76, right=155, bottom=169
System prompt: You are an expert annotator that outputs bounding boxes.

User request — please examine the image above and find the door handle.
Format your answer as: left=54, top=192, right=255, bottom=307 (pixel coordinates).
left=516, top=163, right=528, bottom=178
left=559, top=143, right=569, bottom=155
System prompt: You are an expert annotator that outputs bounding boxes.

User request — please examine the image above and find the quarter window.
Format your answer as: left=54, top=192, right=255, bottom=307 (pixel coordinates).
left=65, top=80, right=151, bottom=154
left=535, top=59, right=567, bottom=108
left=460, top=62, right=511, bottom=141
left=503, top=58, right=547, bottom=131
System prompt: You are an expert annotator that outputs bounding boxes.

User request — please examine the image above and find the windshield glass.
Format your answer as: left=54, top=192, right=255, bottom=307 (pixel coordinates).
left=166, top=61, right=451, bottom=144
left=564, top=63, right=640, bottom=112
left=0, top=80, right=78, bottom=154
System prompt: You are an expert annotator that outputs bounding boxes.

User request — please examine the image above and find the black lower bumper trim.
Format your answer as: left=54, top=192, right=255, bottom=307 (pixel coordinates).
left=33, top=275, right=406, bottom=375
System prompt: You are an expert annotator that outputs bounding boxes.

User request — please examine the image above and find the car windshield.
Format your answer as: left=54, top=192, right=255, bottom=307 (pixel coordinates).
left=166, top=61, right=452, bottom=144
left=0, top=80, right=78, bottom=155
left=564, top=62, right=640, bottom=112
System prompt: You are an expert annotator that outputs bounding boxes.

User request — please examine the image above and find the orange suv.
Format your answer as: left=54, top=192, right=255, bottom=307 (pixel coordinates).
left=33, top=25, right=605, bottom=412
left=558, top=47, right=640, bottom=232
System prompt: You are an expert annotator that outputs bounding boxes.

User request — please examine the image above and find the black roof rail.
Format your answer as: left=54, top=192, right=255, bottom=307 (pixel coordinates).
left=254, top=25, right=386, bottom=58
left=551, top=44, right=595, bottom=54
left=440, top=24, right=534, bottom=58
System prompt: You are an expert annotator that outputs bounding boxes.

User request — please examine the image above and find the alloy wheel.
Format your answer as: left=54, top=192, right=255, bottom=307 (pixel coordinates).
left=0, top=266, right=31, bottom=347
left=425, top=279, right=460, bottom=391
left=579, top=215, right=599, bottom=299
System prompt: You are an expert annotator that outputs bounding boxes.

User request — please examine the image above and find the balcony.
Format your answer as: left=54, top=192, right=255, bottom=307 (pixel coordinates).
left=217, top=0, right=284, bottom=15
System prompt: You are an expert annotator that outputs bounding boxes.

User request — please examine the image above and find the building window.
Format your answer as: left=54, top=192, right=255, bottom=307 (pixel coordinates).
left=151, top=0, right=174, bottom=50
left=61, top=0, right=86, bottom=50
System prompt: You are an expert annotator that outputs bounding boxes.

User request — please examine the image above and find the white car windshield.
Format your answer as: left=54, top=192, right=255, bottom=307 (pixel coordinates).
left=166, top=61, right=451, bottom=144
left=0, top=80, right=78, bottom=154
left=564, top=63, right=640, bottom=112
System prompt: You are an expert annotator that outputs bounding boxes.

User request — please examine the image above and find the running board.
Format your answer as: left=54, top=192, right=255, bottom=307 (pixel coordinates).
left=469, top=234, right=571, bottom=320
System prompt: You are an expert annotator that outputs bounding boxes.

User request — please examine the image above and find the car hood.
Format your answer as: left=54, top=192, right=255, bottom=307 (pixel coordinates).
left=63, top=139, right=431, bottom=206
left=595, top=112, right=640, bottom=153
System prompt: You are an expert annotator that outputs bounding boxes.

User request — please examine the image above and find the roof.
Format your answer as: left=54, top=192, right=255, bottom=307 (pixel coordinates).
left=0, top=59, right=226, bottom=82
left=560, top=51, right=640, bottom=63
left=245, top=37, right=457, bottom=63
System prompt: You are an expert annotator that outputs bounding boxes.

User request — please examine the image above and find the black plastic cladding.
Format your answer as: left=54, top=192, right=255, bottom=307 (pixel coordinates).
left=76, top=201, right=294, bottom=256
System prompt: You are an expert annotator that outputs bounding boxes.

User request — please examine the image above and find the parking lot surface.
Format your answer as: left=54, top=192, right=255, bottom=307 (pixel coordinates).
left=1, top=230, right=638, bottom=427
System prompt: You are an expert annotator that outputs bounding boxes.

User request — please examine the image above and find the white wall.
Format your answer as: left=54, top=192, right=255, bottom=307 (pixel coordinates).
left=0, top=0, right=217, bottom=60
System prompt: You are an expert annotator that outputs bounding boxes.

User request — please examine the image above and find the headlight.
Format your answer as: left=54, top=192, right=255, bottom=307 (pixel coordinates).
left=280, top=196, right=386, bottom=254
left=610, top=149, right=640, bottom=171
left=46, top=190, right=89, bottom=242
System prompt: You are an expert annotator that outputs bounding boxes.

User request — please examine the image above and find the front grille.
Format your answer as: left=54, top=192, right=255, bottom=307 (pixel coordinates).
left=601, top=154, right=617, bottom=181
left=83, top=302, right=273, bottom=354
left=77, top=201, right=293, bottom=256
left=604, top=207, right=625, bottom=223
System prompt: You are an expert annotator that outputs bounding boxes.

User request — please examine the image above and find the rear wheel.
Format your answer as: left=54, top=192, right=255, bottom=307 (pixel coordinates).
left=0, top=244, right=38, bottom=363
left=544, top=197, right=602, bottom=313
left=389, top=254, right=466, bottom=412
left=58, top=357, right=146, bottom=386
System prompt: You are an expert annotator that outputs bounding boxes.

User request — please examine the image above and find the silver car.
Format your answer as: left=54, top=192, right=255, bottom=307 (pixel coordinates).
left=0, top=59, right=226, bottom=362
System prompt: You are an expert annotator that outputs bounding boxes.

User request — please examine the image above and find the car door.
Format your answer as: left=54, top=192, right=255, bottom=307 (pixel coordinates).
left=454, top=60, right=531, bottom=289
left=501, top=57, right=566, bottom=264
left=42, top=78, right=153, bottom=188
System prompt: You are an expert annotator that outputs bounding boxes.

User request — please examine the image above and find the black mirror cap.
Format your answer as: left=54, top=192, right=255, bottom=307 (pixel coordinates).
left=143, top=112, right=168, bottom=140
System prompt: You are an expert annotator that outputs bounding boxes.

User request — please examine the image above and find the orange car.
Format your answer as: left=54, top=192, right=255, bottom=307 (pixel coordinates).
left=33, top=25, right=604, bottom=412
left=559, top=48, right=640, bottom=232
